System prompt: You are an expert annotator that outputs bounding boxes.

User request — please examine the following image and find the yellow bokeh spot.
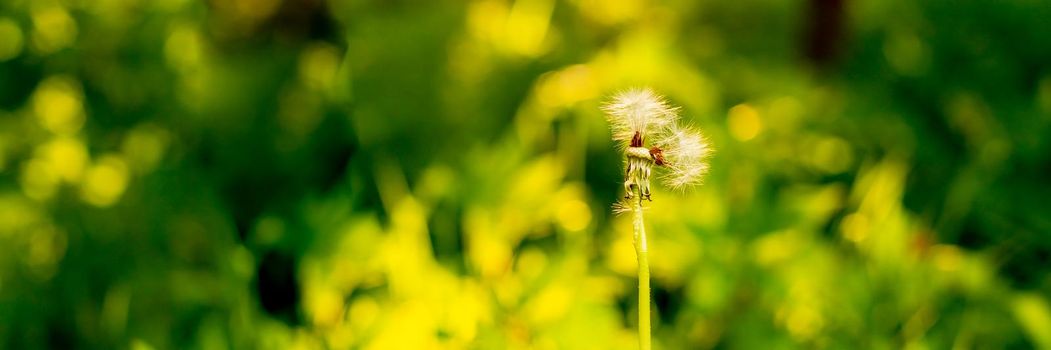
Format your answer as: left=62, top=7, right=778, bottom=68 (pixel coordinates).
left=26, top=224, right=67, bottom=280
left=536, top=64, right=598, bottom=108
left=31, top=5, right=77, bottom=54
left=769, top=96, right=803, bottom=125
left=728, top=103, right=761, bottom=141
left=208, top=0, right=281, bottom=34
left=573, top=0, right=643, bottom=26
left=468, top=0, right=554, bottom=57
left=32, top=76, right=85, bottom=135
left=226, top=0, right=281, bottom=23
left=809, top=136, right=853, bottom=174
left=20, top=158, right=60, bottom=201
left=415, top=165, right=455, bottom=202
left=840, top=213, right=869, bottom=243
left=471, top=231, right=512, bottom=278
left=164, top=24, right=203, bottom=70
left=27, top=224, right=65, bottom=266
left=507, top=156, right=564, bottom=211
left=444, top=283, right=487, bottom=344
left=130, top=339, right=157, bottom=350
left=467, top=0, right=508, bottom=43
left=306, top=286, right=345, bottom=328
left=38, top=137, right=89, bottom=183
left=598, top=28, right=671, bottom=82
left=277, top=87, right=323, bottom=141
left=516, top=248, right=547, bottom=280
left=883, top=29, right=929, bottom=76
left=299, top=42, right=342, bottom=91
left=347, top=296, right=380, bottom=331
left=367, top=300, right=438, bottom=350
left=122, top=124, right=169, bottom=174
left=753, top=230, right=799, bottom=266
left=81, top=155, right=130, bottom=207
left=101, top=284, right=131, bottom=336
left=252, top=215, right=286, bottom=246
left=1012, top=293, right=1051, bottom=349
left=786, top=306, right=823, bottom=340
left=556, top=199, right=591, bottom=232
left=930, top=244, right=962, bottom=272
left=0, top=195, right=44, bottom=237
left=504, top=0, right=555, bottom=56
left=0, top=18, right=24, bottom=61
left=607, top=231, right=637, bottom=276
left=680, top=190, right=726, bottom=229
left=289, top=329, right=322, bottom=350
left=1037, top=76, right=1051, bottom=113
left=526, top=284, right=572, bottom=324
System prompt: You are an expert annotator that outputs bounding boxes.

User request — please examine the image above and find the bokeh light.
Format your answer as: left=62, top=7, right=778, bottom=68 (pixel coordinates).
left=0, top=18, right=23, bottom=61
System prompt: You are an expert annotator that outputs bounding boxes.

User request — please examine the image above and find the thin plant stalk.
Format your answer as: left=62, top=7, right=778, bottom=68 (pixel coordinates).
left=632, top=192, right=651, bottom=350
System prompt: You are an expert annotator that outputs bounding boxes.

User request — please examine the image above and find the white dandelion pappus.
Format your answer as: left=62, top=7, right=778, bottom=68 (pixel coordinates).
left=653, top=123, right=712, bottom=190
left=612, top=199, right=634, bottom=215
left=602, top=88, right=678, bottom=149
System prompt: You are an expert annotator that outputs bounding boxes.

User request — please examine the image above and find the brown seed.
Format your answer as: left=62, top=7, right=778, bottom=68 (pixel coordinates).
left=649, top=147, right=665, bottom=166
left=631, top=131, right=643, bottom=148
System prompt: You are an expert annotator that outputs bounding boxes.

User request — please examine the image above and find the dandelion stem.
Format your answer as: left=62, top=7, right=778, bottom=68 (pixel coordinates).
left=633, top=192, right=651, bottom=350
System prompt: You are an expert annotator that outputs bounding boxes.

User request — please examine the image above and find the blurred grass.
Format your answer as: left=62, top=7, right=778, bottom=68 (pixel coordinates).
left=1, top=0, right=1051, bottom=349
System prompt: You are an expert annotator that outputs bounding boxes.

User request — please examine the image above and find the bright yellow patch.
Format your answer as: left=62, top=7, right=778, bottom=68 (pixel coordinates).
left=80, top=156, right=130, bottom=207
left=728, top=104, right=761, bottom=141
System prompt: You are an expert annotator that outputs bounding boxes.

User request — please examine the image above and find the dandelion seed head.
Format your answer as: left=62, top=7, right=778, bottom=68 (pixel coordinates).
left=603, top=88, right=712, bottom=210
left=655, top=124, right=712, bottom=190
left=602, top=88, right=678, bottom=148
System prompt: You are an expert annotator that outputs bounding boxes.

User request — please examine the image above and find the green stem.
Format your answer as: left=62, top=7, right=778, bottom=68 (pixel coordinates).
left=633, top=195, right=651, bottom=350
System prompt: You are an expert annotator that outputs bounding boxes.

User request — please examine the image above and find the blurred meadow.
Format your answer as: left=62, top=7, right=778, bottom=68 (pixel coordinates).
left=2, top=0, right=1051, bottom=349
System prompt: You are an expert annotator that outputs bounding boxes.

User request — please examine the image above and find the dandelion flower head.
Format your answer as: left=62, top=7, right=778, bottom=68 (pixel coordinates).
left=602, top=88, right=678, bottom=148
left=602, top=88, right=712, bottom=205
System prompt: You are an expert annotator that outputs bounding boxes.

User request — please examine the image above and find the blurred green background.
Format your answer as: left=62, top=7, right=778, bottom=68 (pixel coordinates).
left=1, top=0, right=1051, bottom=348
